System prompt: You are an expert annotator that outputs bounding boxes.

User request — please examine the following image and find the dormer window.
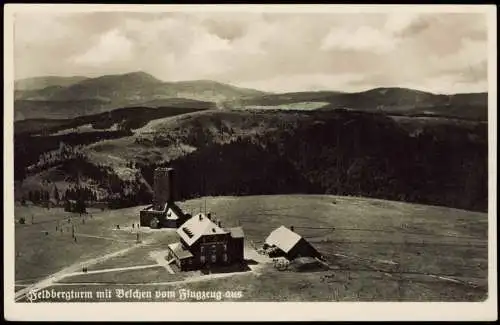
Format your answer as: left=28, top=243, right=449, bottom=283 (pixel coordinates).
left=182, top=227, right=193, bottom=238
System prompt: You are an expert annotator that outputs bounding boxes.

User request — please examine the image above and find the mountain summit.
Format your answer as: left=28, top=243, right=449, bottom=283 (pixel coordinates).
left=14, top=72, right=269, bottom=120
left=13, top=72, right=487, bottom=121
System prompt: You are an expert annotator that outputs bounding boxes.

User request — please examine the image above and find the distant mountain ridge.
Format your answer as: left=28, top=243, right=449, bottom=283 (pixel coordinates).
left=229, top=87, right=488, bottom=121
left=14, top=72, right=488, bottom=121
left=14, top=72, right=268, bottom=120
left=15, top=76, right=89, bottom=91
left=14, top=72, right=267, bottom=103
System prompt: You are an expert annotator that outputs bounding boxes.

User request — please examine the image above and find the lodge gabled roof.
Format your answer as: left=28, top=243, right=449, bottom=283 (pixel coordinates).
left=177, top=213, right=228, bottom=247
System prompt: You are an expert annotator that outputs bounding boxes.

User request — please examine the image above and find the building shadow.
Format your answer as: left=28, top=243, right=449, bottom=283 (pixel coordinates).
left=245, top=258, right=259, bottom=266
left=290, top=266, right=330, bottom=273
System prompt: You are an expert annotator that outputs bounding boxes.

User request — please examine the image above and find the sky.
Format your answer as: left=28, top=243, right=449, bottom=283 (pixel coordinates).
left=13, top=9, right=490, bottom=94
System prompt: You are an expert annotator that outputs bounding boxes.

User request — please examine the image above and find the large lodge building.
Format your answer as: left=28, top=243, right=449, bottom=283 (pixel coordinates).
left=141, top=167, right=246, bottom=271
left=167, top=212, right=245, bottom=271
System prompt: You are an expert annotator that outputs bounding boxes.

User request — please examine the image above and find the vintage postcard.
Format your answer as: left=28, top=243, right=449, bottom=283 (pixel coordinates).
left=3, top=3, right=497, bottom=322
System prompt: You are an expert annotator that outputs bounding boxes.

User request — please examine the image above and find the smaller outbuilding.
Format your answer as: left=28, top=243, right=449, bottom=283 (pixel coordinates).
left=264, top=226, right=321, bottom=260
left=140, top=202, right=189, bottom=229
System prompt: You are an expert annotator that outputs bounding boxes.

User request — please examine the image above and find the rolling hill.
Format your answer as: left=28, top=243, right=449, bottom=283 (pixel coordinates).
left=14, top=75, right=89, bottom=91
left=14, top=72, right=488, bottom=122
left=12, top=72, right=489, bottom=213
left=228, top=87, right=488, bottom=121
left=14, top=109, right=488, bottom=213
left=14, top=101, right=214, bottom=136
left=14, top=72, right=268, bottom=120
left=14, top=99, right=110, bottom=121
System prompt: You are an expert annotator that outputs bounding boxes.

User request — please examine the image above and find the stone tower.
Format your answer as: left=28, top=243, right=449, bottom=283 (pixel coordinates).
left=153, top=167, right=175, bottom=210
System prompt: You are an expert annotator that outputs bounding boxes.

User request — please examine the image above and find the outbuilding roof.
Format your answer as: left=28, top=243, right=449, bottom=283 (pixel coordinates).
left=265, top=226, right=302, bottom=253
left=177, top=213, right=228, bottom=246
left=166, top=204, right=183, bottom=220
left=141, top=202, right=186, bottom=220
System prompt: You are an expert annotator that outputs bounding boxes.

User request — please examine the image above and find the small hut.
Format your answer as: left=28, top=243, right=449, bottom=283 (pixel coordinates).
left=264, top=226, right=321, bottom=260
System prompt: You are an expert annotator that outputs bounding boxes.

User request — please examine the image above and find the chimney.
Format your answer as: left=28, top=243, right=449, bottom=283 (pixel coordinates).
left=199, top=214, right=203, bottom=221
left=207, top=212, right=211, bottom=220
left=153, top=167, right=175, bottom=210
left=290, top=226, right=295, bottom=232
left=218, top=221, right=222, bottom=228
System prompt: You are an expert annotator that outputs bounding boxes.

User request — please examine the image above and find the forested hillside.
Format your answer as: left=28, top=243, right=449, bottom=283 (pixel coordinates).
left=15, top=108, right=487, bottom=212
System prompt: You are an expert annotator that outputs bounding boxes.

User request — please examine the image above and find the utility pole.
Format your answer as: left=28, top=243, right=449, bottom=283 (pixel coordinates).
left=336, top=128, right=340, bottom=193
left=203, top=171, right=207, bottom=215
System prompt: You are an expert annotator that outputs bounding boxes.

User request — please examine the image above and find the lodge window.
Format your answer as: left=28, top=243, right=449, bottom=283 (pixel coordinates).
left=211, top=254, right=216, bottom=263
left=201, top=246, right=205, bottom=253
left=200, top=255, right=206, bottom=264
left=223, top=253, right=228, bottom=262
left=223, top=244, right=227, bottom=251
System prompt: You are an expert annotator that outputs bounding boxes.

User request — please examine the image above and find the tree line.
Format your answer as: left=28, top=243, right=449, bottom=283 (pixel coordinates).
left=16, top=110, right=488, bottom=212
left=137, top=111, right=487, bottom=212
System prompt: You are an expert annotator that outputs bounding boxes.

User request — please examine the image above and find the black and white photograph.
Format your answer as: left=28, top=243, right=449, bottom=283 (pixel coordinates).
left=3, top=4, right=497, bottom=322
